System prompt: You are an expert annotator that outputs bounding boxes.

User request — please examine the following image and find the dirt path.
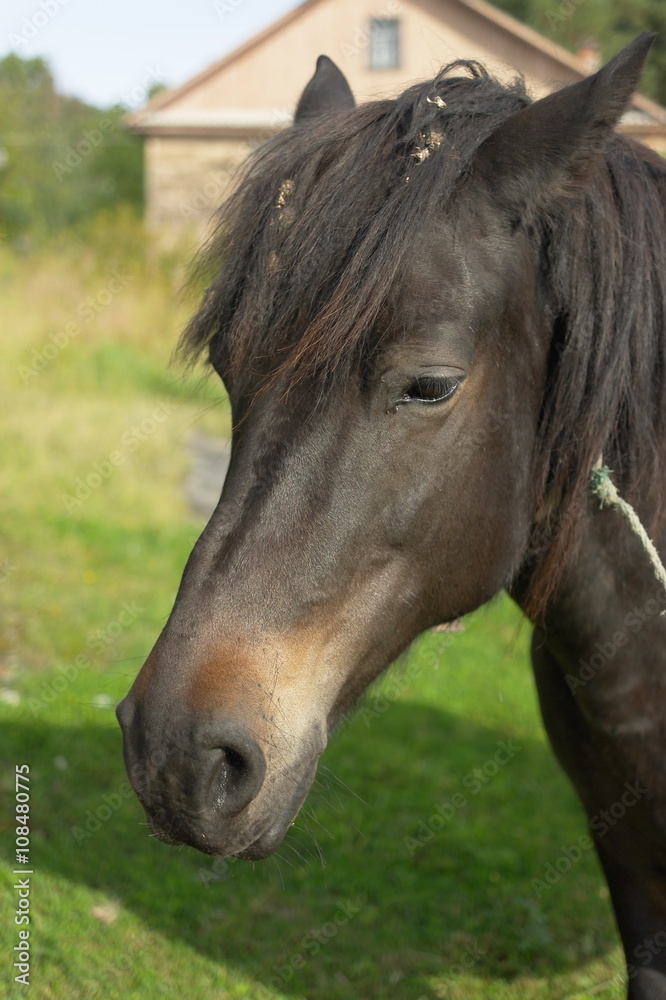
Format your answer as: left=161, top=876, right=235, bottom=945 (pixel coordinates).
left=184, top=431, right=230, bottom=518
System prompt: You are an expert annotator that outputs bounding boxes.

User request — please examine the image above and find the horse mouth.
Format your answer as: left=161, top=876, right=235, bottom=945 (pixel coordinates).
left=142, top=759, right=318, bottom=859
left=146, top=817, right=286, bottom=859
left=233, top=821, right=296, bottom=860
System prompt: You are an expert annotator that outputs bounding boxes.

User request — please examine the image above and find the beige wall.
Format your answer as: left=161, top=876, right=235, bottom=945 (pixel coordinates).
left=145, top=135, right=251, bottom=229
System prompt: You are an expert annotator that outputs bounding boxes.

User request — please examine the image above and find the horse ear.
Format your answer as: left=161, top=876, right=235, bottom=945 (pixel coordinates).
left=471, top=32, right=656, bottom=217
left=294, top=55, right=355, bottom=123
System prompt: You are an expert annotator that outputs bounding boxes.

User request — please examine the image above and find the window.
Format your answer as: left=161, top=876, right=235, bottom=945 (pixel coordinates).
left=368, top=19, right=400, bottom=70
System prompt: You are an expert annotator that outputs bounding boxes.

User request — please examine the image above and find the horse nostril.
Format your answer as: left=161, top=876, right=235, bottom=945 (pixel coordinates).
left=207, top=725, right=267, bottom=818
left=221, top=744, right=245, bottom=773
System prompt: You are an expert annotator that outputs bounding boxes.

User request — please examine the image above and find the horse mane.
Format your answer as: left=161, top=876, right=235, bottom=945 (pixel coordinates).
left=527, top=138, right=666, bottom=616
left=179, top=61, right=666, bottom=621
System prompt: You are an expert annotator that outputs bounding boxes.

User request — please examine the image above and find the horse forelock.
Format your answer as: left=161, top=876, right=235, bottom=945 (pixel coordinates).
left=178, top=61, right=530, bottom=386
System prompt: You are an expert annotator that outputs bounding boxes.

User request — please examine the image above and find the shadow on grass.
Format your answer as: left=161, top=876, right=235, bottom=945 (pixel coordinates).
left=1, top=699, right=618, bottom=1000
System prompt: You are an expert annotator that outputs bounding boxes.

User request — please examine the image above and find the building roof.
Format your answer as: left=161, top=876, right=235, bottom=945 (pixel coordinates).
left=127, top=0, right=666, bottom=136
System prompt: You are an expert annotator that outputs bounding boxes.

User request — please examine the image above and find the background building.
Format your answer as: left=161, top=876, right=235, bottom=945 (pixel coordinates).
left=127, top=0, right=666, bottom=231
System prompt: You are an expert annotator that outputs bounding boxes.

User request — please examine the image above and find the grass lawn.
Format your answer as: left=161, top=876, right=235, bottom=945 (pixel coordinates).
left=0, top=225, right=626, bottom=999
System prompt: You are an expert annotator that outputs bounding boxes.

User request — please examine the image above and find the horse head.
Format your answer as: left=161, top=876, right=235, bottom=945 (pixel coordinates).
left=117, top=37, right=657, bottom=860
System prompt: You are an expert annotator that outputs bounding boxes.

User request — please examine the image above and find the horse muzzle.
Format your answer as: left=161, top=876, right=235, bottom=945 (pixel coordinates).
left=115, top=639, right=329, bottom=857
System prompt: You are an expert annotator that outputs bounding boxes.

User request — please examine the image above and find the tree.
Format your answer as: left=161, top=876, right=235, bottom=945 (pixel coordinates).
left=491, top=0, right=666, bottom=104
left=0, top=53, right=143, bottom=240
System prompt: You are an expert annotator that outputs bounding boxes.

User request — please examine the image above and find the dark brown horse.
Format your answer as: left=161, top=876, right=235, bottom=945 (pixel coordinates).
left=117, top=35, right=666, bottom=998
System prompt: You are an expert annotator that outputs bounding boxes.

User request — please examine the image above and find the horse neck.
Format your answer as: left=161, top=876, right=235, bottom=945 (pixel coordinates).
left=526, top=490, right=666, bottom=670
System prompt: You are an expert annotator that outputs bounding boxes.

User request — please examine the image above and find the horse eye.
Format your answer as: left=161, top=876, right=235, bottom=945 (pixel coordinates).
left=401, top=375, right=460, bottom=404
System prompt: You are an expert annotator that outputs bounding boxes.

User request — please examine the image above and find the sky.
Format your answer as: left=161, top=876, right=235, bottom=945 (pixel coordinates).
left=0, top=0, right=303, bottom=108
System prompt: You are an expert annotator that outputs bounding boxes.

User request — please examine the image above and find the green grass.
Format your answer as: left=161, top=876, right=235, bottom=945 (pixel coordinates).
left=0, top=228, right=626, bottom=1000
